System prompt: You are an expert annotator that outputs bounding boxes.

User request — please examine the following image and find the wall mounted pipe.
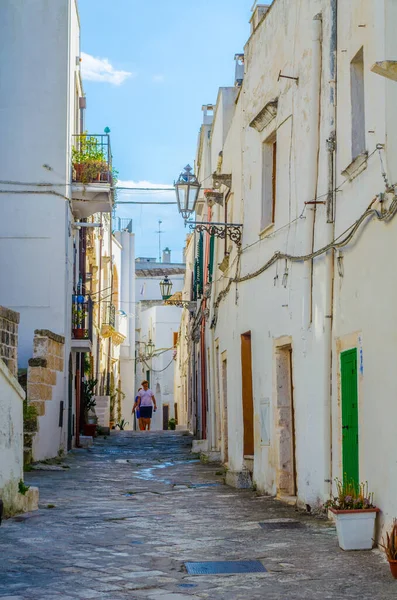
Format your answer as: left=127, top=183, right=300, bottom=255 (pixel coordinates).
left=304, top=14, right=323, bottom=329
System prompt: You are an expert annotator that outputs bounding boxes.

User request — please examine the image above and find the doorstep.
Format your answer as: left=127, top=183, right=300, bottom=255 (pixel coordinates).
left=276, top=493, right=298, bottom=507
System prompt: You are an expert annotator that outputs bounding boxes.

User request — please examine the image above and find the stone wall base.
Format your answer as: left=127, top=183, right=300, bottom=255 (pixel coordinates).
left=226, top=469, right=253, bottom=489
left=192, top=439, right=209, bottom=453
left=1, top=479, right=39, bottom=518
left=200, top=450, right=221, bottom=463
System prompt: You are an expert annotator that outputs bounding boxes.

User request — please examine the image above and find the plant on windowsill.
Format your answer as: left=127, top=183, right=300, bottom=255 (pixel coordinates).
left=324, top=478, right=379, bottom=551
left=379, top=519, right=397, bottom=579
left=72, top=304, right=87, bottom=339
left=72, top=133, right=108, bottom=184
left=82, top=378, right=98, bottom=437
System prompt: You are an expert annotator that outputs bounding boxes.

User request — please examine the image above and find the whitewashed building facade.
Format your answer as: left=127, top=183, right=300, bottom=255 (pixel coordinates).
left=175, top=0, right=397, bottom=536
left=0, top=0, right=114, bottom=458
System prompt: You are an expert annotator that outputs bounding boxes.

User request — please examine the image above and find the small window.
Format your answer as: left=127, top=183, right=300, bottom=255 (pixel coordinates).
left=350, top=47, right=366, bottom=159
left=261, top=136, right=277, bottom=230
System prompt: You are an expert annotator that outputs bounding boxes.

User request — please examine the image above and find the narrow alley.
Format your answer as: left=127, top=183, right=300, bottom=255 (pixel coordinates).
left=0, top=432, right=394, bottom=600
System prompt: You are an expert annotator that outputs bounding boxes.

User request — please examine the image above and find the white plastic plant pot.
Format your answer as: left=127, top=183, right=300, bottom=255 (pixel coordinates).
left=330, top=508, right=379, bottom=550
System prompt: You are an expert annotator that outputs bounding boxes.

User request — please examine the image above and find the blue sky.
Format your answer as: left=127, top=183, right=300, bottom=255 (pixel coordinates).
left=78, top=0, right=252, bottom=262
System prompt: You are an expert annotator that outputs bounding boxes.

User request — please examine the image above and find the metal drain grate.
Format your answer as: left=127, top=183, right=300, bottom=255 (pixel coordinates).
left=259, top=520, right=304, bottom=530
left=189, top=483, right=222, bottom=488
left=185, top=560, right=266, bottom=575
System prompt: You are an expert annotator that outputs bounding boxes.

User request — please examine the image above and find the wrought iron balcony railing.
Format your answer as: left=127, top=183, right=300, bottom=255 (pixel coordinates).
left=72, top=295, right=93, bottom=341
left=102, top=302, right=116, bottom=328
left=72, top=134, right=112, bottom=184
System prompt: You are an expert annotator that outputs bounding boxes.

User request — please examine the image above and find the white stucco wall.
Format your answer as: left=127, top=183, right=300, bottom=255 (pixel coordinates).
left=115, top=230, right=136, bottom=425
left=331, top=0, right=397, bottom=533
left=0, top=0, right=78, bottom=373
left=0, top=360, right=24, bottom=512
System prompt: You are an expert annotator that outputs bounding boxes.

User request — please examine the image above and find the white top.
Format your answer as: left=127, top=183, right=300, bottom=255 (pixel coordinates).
left=138, top=388, right=154, bottom=407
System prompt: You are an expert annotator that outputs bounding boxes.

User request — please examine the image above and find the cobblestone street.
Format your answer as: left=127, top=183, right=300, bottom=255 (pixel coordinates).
left=0, top=432, right=395, bottom=600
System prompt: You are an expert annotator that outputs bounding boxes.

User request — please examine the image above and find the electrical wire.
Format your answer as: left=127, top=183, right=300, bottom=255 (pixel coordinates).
left=212, top=192, right=397, bottom=310
left=141, top=357, right=175, bottom=373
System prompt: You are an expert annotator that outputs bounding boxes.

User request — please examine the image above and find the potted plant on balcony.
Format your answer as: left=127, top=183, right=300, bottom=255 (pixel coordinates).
left=82, top=378, right=98, bottom=437
left=72, top=134, right=108, bottom=184
left=379, top=519, right=397, bottom=578
left=72, top=304, right=87, bottom=339
left=325, top=478, right=379, bottom=550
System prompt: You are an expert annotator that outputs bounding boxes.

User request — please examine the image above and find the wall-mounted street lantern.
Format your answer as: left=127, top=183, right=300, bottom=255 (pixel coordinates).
left=174, top=165, right=201, bottom=219
left=159, top=275, right=173, bottom=300
left=146, top=338, right=155, bottom=358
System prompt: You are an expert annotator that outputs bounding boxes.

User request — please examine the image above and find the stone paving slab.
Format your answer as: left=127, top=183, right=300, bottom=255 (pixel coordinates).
left=0, top=431, right=395, bottom=599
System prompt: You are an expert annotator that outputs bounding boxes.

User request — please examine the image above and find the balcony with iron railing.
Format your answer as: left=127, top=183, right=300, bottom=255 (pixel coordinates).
left=71, top=295, right=93, bottom=353
left=100, top=301, right=125, bottom=346
left=71, top=133, right=113, bottom=218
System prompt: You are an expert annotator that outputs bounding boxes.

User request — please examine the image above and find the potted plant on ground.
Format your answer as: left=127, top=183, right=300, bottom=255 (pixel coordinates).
left=379, top=519, right=397, bottom=578
left=72, top=134, right=108, bottom=184
left=168, top=418, right=177, bottom=431
left=325, top=478, right=379, bottom=550
left=115, top=418, right=128, bottom=431
left=82, top=378, right=98, bottom=437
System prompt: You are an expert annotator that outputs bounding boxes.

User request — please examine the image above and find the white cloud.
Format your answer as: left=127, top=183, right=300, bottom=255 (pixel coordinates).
left=118, top=180, right=173, bottom=191
left=81, top=52, right=133, bottom=86
left=152, top=74, right=165, bottom=83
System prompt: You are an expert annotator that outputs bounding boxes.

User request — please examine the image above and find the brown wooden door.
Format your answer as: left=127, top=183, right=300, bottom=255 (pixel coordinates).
left=163, top=404, right=169, bottom=430
left=241, top=332, right=254, bottom=456
left=222, top=357, right=228, bottom=462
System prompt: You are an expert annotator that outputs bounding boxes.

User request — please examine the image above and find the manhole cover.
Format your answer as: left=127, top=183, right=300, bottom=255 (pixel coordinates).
left=259, top=521, right=304, bottom=530
left=185, top=560, right=266, bottom=575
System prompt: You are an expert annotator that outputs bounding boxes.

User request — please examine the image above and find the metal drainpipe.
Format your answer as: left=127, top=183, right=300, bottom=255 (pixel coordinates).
left=95, top=213, right=103, bottom=390
left=304, top=14, right=323, bottom=328
left=323, top=0, right=338, bottom=499
left=106, top=222, right=113, bottom=396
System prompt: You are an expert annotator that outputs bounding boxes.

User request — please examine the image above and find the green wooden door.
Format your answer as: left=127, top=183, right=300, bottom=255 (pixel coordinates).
left=341, top=348, right=359, bottom=486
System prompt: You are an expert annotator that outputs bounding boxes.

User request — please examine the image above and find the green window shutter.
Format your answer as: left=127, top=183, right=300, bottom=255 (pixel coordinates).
left=208, top=235, right=215, bottom=283
left=196, top=232, right=204, bottom=297
left=341, top=348, right=359, bottom=488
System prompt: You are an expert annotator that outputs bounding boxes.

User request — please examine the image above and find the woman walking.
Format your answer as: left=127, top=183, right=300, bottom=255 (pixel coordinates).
left=136, top=380, right=157, bottom=431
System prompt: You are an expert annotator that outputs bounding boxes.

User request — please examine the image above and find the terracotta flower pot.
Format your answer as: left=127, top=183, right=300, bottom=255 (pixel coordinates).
left=83, top=423, right=97, bottom=437
left=388, top=560, right=397, bottom=579
left=73, top=328, right=86, bottom=339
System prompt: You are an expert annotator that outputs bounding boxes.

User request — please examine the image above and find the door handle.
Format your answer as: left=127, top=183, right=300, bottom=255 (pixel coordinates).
left=342, top=425, right=349, bottom=430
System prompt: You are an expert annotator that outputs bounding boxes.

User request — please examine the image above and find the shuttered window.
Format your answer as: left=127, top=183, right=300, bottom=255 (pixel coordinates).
left=208, top=235, right=215, bottom=283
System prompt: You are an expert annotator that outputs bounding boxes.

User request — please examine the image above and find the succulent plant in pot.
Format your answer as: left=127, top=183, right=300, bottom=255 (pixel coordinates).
left=379, top=519, right=397, bottom=578
left=82, top=378, right=98, bottom=437
left=324, top=478, right=379, bottom=551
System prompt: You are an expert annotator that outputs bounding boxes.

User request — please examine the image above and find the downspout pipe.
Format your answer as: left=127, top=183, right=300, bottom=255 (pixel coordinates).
left=95, top=213, right=103, bottom=390
left=324, top=0, right=338, bottom=499
left=304, top=14, right=322, bottom=328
